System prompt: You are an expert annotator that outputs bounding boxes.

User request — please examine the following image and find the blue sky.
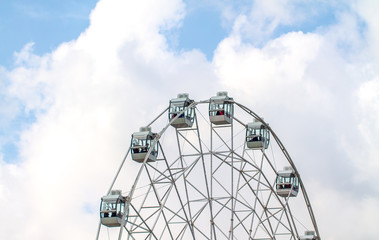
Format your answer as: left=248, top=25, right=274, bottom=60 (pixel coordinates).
left=0, top=0, right=98, bottom=162
left=0, top=1, right=341, bottom=66
left=0, top=0, right=228, bottom=163
left=0, top=0, right=98, bottom=67
left=0, top=0, right=229, bottom=66
left=177, top=5, right=227, bottom=59
left=0, top=0, right=341, bottom=163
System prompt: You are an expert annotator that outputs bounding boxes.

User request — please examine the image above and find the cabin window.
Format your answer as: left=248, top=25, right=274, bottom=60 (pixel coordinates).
left=132, top=138, right=157, bottom=154
left=209, top=103, right=233, bottom=117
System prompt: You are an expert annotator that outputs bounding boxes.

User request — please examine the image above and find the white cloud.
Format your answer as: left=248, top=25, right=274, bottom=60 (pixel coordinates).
left=229, top=0, right=297, bottom=45
left=1, top=0, right=218, bottom=239
left=356, top=79, right=379, bottom=179
left=310, top=181, right=379, bottom=240
left=0, top=157, right=28, bottom=239
left=1, top=0, right=379, bottom=239
left=356, top=0, right=379, bottom=58
left=213, top=0, right=379, bottom=238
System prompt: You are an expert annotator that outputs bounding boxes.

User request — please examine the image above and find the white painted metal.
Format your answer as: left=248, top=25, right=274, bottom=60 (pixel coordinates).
left=100, top=190, right=127, bottom=227
left=209, top=92, right=233, bottom=125
left=246, top=119, right=270, bottom=149
left=276, top=167, right=299, bottom=197
left=169, top=93, right=195, bottom=128
left=300, top=230, right=317, bottom=240
left=131, top=127, right=158, bottom=163
left=96, top=95, right=320, bottom=240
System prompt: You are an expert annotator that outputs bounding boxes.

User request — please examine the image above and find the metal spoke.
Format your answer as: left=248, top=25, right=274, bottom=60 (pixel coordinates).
left=97, top=97, right=320, bottom=240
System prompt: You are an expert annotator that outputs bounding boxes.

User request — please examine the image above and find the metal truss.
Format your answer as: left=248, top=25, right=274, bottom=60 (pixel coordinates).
left=96, top=100, right=320, bottom=240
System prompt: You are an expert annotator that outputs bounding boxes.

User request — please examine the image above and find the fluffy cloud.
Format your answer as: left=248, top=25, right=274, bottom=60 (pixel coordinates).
left=213, top=0, right=379, bottom=238
left=1, top=0, right=217, bottom=239
left=1, top=0, right=379, bottom=239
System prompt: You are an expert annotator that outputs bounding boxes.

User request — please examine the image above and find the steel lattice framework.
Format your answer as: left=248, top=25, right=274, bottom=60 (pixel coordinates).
left=96, top=99, right=320, bottom=240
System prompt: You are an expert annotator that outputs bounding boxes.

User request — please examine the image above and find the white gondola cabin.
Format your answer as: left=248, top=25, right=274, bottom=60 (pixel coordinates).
left=131, top=127, right=158, bottom=163
left=169, top=93, right=195, bottom=128
left=300, top=231, right=317, bottom=240
left=276, top=166, right=299, bottom=197
left=100, top=190, right=127, bottom=227
left=209, top=92, right=233, bottom=125
left=246, top=119, right=270, bottom=149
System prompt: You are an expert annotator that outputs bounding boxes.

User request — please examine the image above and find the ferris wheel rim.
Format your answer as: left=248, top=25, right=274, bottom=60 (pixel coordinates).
left=97, top=97, right=320, bottom=240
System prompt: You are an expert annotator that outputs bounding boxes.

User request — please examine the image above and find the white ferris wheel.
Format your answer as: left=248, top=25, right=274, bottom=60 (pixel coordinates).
left=96, top=92, right=320, bottom=240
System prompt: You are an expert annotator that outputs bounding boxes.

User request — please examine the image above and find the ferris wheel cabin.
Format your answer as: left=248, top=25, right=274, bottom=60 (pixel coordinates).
left=169, top=93, right=195, bottom=128
left=276, top=166, right=299, bottom=197
left=209, top=92, right=234, bottom=125
left=100, top=190, right=126, bottom=227
left=131, top=127, right=158, bottom=163
left=300, top=231, right=317, bottom=240
left=246, top=119, right=270, bottom=149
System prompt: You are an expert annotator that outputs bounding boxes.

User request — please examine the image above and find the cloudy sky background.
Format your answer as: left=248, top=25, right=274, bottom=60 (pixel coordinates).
left=1, top=0, right=379, bottom=239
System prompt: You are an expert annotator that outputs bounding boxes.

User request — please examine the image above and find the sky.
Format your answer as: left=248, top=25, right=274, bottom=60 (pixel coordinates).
left=0, top=0, right=379, bottom=239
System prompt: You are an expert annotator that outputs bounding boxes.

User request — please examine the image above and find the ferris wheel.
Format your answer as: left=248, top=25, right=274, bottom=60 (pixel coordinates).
left=95, top=92, right=320, bottom=240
